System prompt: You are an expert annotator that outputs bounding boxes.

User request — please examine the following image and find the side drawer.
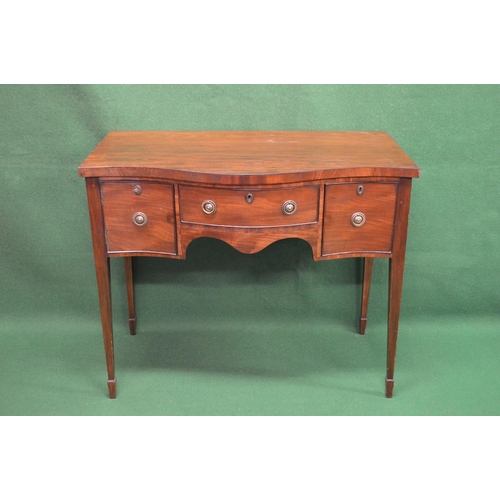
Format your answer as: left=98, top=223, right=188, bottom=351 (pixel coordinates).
left=179, top=185, right=319, bottom=227
left=322, top=182, right=397, bottom=255
left=101, top=181, right=176, bottom=254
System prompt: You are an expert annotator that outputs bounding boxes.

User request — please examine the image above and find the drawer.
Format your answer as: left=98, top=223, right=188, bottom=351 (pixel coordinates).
left=179, top=185, right=319, bottom=227
left=101, top=181, right=176, bottom=254
left=322, top=182, right=397, bottom=255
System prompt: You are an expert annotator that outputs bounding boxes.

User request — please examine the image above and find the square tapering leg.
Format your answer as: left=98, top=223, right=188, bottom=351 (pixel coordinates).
left=86, top=178, right=116, bottom=398
left=124, top=256, right=137, bottom=335
left=360, top=257, right=374, bottom=334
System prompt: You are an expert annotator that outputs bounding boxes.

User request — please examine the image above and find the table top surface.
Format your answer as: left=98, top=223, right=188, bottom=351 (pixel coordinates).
left=78, top=131, right=420, bottom=184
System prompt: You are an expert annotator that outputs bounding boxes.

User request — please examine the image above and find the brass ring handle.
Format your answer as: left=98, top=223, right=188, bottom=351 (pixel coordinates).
left=133, top=212, right=148, bottom=226
left=351, top=212, right=366, bottom=227
left=202, top=200, right=217, bottom=215
left=282, top=200, right=297, bottom=215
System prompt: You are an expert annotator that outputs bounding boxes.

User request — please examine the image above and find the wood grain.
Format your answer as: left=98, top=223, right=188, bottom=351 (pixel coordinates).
left=179, top=185, right=319, bottom=227
left=179, top=223, right=319, bottom=258
left=386, top=178, right=413, bottom=398
left=78, top=131, right=420, bottom=184
left=85, top=177, right=116, bottom=398
left=101, top=181, right=176, bottom=255
left=322, top=182, right=397, bottom=256
left=80, top=131, right=419, bottom=399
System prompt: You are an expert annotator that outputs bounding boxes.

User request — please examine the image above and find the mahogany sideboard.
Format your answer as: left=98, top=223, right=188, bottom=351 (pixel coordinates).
left=78, top=131, right=420, bottom=399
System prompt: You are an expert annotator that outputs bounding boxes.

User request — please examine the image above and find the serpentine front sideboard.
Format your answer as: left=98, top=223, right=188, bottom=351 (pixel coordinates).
left=78, top=131, right=420, bottom=399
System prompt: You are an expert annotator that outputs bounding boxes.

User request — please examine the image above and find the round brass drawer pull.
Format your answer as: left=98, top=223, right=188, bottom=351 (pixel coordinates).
left=202, top=200, right=217, bottom=215
left=351, top=212, right=366, bottom=227
left=282, top=200, right=297, bottom=215
left=133, top=212, right=148, bottom=226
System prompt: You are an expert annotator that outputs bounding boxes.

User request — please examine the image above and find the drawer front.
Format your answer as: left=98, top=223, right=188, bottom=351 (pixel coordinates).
left=322, top=182, right=397, bottom=255
left=179, top=185, right=319, bottom=227
left=101, top=181, right=176, bottom=254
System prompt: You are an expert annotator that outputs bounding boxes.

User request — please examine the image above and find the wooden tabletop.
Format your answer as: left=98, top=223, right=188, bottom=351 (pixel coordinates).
left=78, top=131, right=420, bottom=184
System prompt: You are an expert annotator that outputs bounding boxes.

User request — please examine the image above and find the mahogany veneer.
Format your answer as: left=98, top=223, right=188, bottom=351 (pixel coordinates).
left=101, top=181, right=176, bottom=255
left=323, top=182, right=397, bottom=255
left=79, top=131, right=420, bottom=399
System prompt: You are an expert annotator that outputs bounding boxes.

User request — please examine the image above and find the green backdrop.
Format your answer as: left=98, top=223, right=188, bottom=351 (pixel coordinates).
left=1, top=84, right=499, bottom=415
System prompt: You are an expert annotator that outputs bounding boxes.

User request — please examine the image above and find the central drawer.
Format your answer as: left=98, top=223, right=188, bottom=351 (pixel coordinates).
left=179, top=185, right=319, bottom=227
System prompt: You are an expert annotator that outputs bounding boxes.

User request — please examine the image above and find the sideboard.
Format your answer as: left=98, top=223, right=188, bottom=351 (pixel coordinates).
left=78, top=131, right=420, bottom=399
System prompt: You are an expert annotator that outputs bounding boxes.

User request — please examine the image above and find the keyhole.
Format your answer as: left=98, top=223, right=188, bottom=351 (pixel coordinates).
left=246, top=193, right=254, bottom=204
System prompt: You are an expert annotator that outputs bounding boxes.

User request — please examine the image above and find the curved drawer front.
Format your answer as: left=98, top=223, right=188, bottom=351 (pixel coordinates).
left=179, top=185, right=319, bottom=227
left=322, top=182, right=397, bottom=255
left=101, top=181, right=176, bottom=254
